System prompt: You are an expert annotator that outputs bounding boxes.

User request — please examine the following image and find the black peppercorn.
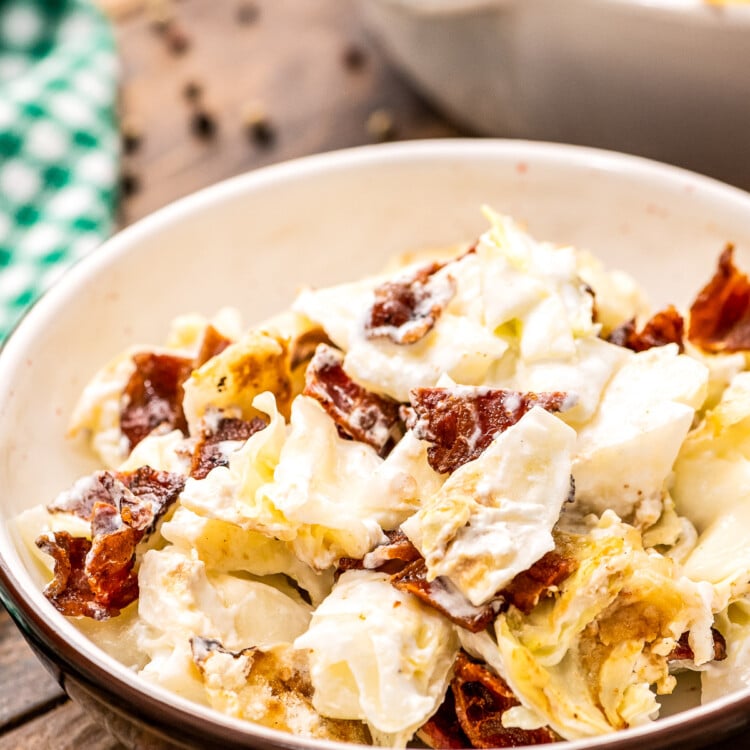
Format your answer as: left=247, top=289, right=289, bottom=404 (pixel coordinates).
left=182, top=80, right=203, bottom=103
left=242, top=101, right=275, bottom=147
left=342, top=44, right=366, bottom=71
left=236, top=2, right=260, bottom=25
left=191, top=109, right=218, bottom=139
left=120, top=169, right=141, bottom=197
left=121, top=118, right=143, bottom=155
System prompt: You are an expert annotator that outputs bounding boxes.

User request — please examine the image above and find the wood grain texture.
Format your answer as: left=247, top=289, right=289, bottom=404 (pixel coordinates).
left=0, top=609, right=65, bottom=732
left=0, top=700, right=123, bottom=750
left=116, top=0, right=460, bottom=225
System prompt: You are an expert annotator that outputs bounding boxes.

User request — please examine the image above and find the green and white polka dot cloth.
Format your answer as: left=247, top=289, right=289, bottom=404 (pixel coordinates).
left=0, top=0, right=118, bottom=340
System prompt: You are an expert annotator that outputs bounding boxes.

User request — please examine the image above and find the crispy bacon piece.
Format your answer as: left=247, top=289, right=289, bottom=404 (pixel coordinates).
left=36, top=533, right=99, bottom=618
left=399, top=404, right=417, bottom=430
left=337, top=529, right=421, bottom=577
left=501, top=550, right=578, bottom=615
left=86, top=502, right=140, bottom=606
left=120, top=351, right=194, bottom=449
left=36, top=527, right=139, bottom=620
left=48, top=467, right=185, bottom=531
left=410, top=387, right=575, bottom=474
left=48, top=471, right=131, bottom=521
left=190, top=416, right=267, bottom=479
left=303, top=344, right=402, bottom=455
left=391, top=559, right=503, bottom=633
left=668, top=628, right=727, bottom=663
left=452, top=653, right=558, bottom=748
left=334, top=556, right=367, bottom=576
left=40, top=467, right=185, bottom=619
left=608, top=305, right=685, bottom=353
left=688, top=244, right=750, bottom=352
left=118, top=465, right=187, bottom=528
left=363, top=529, right=421, bottom=570
left=418, top=686, right=472, bottom=749
left=366, top=260, right=456, bottom=345
left=388, top=545, right=575, bottom=629
left=194, top=324, right=232, bottom=368
left=121, top=325, right=234, bottom=451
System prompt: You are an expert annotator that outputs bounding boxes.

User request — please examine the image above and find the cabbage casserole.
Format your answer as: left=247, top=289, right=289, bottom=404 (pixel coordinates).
left=18, top=209, right=750, bottom=747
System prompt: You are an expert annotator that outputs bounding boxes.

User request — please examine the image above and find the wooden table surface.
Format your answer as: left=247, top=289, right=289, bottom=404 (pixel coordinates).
left=0, top=1, right=749, bottom=748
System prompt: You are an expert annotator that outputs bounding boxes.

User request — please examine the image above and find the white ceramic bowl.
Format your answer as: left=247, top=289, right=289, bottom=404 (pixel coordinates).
left=359, top=0, right=750, bottom=189
left=3, top=140, right=750, bottom=749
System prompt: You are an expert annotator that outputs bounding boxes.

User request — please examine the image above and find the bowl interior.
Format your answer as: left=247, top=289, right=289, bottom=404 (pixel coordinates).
left=2, top=139, right=750, bottom=748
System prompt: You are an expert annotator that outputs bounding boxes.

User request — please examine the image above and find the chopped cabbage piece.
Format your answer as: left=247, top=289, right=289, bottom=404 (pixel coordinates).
left=573, top=344, right=708, bottom=520
left=295, top=570, right=458, bottom=745
left=402, top=406, right=576, bottom=606
left=183, top=391, right=441, bottom=570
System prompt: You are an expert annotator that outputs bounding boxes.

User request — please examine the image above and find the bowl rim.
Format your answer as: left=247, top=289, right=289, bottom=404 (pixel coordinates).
left=3, top=137, right=750, bottom=749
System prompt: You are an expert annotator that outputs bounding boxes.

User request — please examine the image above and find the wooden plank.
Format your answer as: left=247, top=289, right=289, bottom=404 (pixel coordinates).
left=0, top=608, right=65, bottom=731
left=115, top=0, right=459, bottom=224
left=0, top=700, right=123, bottom=750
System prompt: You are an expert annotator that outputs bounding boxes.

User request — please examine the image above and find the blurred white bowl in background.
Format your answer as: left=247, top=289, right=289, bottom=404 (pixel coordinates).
left=360, top=0, right=750, bottom=188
